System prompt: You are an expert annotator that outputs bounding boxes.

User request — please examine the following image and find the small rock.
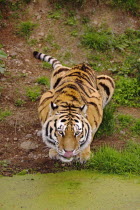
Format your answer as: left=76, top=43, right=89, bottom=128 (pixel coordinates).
left=38, top=32, right=45, bottom=37
left=20, top=140, right=38, bottom=151
left=22, top=70, right=26, bottom=74
left=14, top=137, right=18, bottom=141
left=1, top=78, right=6, bottom=81
left=10, top=52, right=17, bottom=57
left=93, top=20, right=98, bottom=25
left=25, top=59, right=30, bottom=63
left=36, top=15, right=41, bottom=20
left=120, top=130, right=126, bottom=135
left=25, top=134, right=33, bottom=139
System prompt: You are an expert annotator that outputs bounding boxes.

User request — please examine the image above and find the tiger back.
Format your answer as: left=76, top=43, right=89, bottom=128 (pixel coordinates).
left=33, top=51, right=115, bottom=163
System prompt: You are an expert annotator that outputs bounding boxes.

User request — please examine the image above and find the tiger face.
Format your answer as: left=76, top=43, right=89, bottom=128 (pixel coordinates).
left=42, top=104, right=92, bottom=162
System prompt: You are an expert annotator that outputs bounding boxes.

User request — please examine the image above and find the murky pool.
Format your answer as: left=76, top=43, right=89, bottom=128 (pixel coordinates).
left=0, top=170, right=140, bottom=210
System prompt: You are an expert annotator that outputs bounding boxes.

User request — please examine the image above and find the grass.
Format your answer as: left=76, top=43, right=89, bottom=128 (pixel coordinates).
left=131, top=119, right=140, bottom=136
left=16, top=21, right=37, bottom=39
left=15, top=99, right=25, bottom=107
left=17, top=169, right=28, bottom=175
left=0, top=109, right=12, bottom=121
left=27, top=38, right=38, bottom=46
left=117, top=114, right=134, bottom=128
left=114, top=76, right=140, bottom=107
left=81, top=27, right=114, bottom=51
left=65, top=16, right=77, bottom=26
left=63, top=51, right=72, bottom=61
left=115, top=114, right=140, bottom=137
left=71, top=30, right=78, bottom=37
left=111, top=0, right=140, bottom=16
left=42, top=62, right=52, bottom=70
left=36, top=76, right=50, bottom=86
left=82, top=28, right=140, bottom=52
left=48, top=10, right=62, bottom=19
left=26, top=86, right=41, bottom=101
left=43, top=34, right=60, bottom=52
left=83, top=28, right=140, bottom=108
left=0, top=49, right=7, bottom=74
left=87, top=141, right=140, bottom=175
left=95, top=103, right=116, bottom=138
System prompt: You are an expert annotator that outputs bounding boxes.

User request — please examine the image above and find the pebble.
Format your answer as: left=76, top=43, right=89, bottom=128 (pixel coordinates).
left=38, top=32, right=45, bottom=37
left=120, top=130, right=126, bottom=135
left=36, top=15, right=41, bottom=20
left=14, top=137, right=18, bottom=141
left=93, top=20, right=98, bottom=25
left=10, top=52, right=17, bottom=57
left=1, top=78, right=6, bottom=81
left=25, top=59, right=30, bottom=63
left=20, top=140, right=38, bottom=151
left=25, top=134, right=33, bottom=139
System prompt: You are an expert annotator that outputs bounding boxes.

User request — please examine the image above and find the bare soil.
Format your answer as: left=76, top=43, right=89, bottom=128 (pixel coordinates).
left=0, top=0, right=139, bottom=176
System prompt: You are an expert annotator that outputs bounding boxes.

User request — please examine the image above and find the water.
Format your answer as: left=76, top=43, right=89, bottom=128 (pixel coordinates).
left=0, top=170, right=140, bottom=210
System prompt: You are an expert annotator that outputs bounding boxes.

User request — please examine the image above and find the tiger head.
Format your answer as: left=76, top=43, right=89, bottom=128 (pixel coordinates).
left=42, top=102, right=92, bottom=162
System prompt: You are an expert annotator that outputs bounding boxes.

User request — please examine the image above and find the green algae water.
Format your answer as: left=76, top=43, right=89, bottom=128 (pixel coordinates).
left=0, top=170, right=140, bottom=210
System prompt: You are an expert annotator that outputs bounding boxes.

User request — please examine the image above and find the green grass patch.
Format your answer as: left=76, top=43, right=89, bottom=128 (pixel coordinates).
left=71, top=30, right=78, bottom=37
left=26, top=86, right=41, bottom=101
left=27, top=38, right=38, bottom=46
left=0, top=49, right=7, bottom=74
left=117, top=114, right=134, bottom=128
left=111, top=0, right=140, bottom=16
left=65, top=16, right=77, bottom=26
left=114, top=76, right=140, bottom=107
left=42, top=62, right=52, bottom=69
left=36, top=76, right=50, bottom=86
left=16, top=21, right=37, bottom=39
left=95, top=103, right=116, bottom=138
left=15, top=99, right=25, bottom=107
left=131, top=119, right=140, bottom=136
left=48, top=10, right=62, bottom=19
left=81, top=28, right=114, bottom=51
left=87, top=141, right=140, bottom=175
left=17, top=169, right=28, bottom=175
left=82, top=28, right=139, bottom=78
left=0, top=109, right=12, bottom=121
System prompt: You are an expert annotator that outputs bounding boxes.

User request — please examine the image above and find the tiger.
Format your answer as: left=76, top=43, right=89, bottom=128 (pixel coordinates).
left=33, top=51, right=115, bottom=163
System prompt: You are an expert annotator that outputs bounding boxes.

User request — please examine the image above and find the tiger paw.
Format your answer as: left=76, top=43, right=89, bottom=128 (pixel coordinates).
left=49, top=149, right=59, bottom=159
left=79, top=147, right=91, bottom=163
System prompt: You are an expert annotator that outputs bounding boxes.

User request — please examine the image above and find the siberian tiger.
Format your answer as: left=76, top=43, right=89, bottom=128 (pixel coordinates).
left=33, top=51, right=115, bottom=163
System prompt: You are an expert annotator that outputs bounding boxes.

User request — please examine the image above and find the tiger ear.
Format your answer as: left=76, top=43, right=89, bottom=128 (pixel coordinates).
left=50, top=102, right=58, bottom=110
left=80, top=104, right=87, bottom=114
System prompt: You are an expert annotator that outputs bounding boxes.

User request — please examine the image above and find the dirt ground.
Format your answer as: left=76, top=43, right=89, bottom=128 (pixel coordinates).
left=0, top=0, right=140, bottom=176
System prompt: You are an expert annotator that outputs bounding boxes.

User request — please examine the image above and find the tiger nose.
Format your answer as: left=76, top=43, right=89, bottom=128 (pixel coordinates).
left=64, top=149, right=74, bottom=153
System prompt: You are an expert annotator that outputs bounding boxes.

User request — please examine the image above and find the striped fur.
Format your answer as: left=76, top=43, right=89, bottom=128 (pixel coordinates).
left=34, top=51, right=115, bottom=163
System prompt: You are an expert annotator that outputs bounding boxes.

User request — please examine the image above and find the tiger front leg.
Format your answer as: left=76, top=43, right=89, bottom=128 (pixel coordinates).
left=79, top=145, right=91, bottom=163
left=49, top=148, right=59, bottom=160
